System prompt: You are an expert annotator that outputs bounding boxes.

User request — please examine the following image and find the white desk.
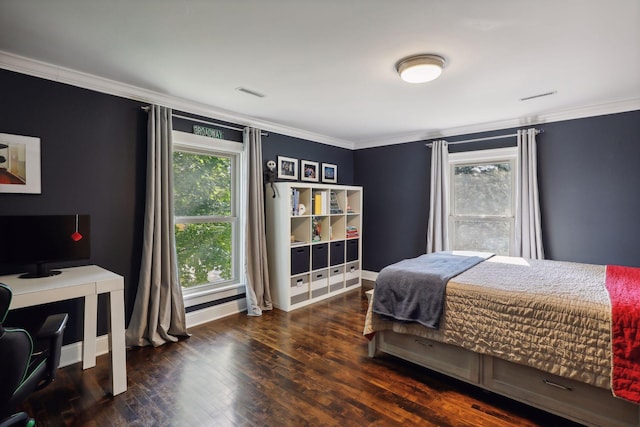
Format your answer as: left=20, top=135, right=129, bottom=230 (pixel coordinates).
left=3, top=265, right=127, bottom=395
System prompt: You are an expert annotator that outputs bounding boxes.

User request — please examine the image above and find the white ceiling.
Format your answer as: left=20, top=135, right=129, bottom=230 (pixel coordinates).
left=1, top=0, right=639, bottom=149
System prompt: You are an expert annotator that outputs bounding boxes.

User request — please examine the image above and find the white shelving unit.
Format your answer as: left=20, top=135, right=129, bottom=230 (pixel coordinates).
left=265, top=182, right=363, bottom=311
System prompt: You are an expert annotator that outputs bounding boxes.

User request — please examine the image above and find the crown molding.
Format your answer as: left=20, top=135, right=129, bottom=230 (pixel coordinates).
left=354, top=97, right=640, bottom=149
left=2, top=50, right=637, bottom=152
left=0, top=50, right=355, bottom=150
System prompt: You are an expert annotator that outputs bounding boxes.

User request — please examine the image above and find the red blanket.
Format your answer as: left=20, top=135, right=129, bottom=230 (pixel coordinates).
left=605, top=265, right=640, bottom=403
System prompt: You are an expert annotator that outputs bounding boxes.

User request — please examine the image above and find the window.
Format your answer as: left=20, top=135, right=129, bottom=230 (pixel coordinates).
left=173, top=131, right=245, bottom=301
left=448, top=147, right=517, bottom=255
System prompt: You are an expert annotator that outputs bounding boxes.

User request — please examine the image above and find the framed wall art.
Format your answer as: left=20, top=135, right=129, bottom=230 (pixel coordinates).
left=300, top=159, right=319, bottom=182
left=0, top=133, right=41, bottom=194
left=277, top=156, right=298, bottom=180
left=321, top=163, right=337, bottom=184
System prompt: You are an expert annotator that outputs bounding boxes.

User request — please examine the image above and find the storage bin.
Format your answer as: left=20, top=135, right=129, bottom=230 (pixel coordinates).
left=330, top=240, right=345, bottom=266
left=290, top=246, right=310, bottom=275
left=345, top=261, right=360, bottom=281
left=346, top=239, right=359, bottom=262
left=290, top=275, right=309, bottom=305
left=311, top=269, right=328, bottom=298
left=311, top=243, right=328, bottom=270
left=329, top=265, right=344, bottom=292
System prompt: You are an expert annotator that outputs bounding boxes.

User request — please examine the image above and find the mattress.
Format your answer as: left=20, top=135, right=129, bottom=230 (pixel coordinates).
left=364, top=256, right=612, bottom=388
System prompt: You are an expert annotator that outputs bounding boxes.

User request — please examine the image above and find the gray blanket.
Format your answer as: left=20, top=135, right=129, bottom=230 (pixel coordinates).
left=372, top=252, right=486, bottom=328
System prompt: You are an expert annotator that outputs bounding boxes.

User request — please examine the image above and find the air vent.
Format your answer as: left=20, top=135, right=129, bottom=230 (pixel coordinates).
left=236, top=87, right=266, bottom=98
left=520, top=91, right=557, bottom=101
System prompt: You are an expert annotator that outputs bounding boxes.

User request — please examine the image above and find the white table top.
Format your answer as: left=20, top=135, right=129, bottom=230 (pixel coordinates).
left=2, top=265, right=123, bottom=309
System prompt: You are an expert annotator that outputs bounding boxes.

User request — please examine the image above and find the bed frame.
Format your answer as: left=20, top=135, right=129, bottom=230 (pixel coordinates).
left=368, top=329, right=639, bottom=427
left=365, top=288, right=640, bottom=427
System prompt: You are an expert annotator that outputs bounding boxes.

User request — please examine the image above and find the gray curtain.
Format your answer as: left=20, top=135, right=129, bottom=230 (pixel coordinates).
left=515, top=128, right=544, bottom=259
left=426, top=140, right=450, bottom=253
left=244, top=127, right=273, bottom=316
left=126, top=105, right=189, bottom=347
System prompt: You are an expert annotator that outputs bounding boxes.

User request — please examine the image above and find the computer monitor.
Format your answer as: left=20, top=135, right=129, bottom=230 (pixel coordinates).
left=0, top=214, right=90, bottom=278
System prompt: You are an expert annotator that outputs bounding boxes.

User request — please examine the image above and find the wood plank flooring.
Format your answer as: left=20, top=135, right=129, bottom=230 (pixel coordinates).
left=17, top=288, right=584, bottom=426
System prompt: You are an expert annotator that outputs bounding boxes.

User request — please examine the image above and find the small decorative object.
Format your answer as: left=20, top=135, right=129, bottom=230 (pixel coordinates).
left=329, top=191, right=343, bottom=214
left=298, top=203, right=306, bottom=215
left=71, top=214, right=84, bottom=241
left=265, top=160, right=277, bottom=198
left=277, top=156, right=298, bottom=180
left=193, top=125, right=224, bottom=139
left=321, top=163, right=337, bottom=184
left=312, top=217, right=321, bottom=242
left=300, top=160, right=319, bottom=182
left=0, top=133, right=41, bottom=194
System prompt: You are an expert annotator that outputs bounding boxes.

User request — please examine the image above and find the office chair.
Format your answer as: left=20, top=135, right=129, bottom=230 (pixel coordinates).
left=0, top=283, right=68, bottom=427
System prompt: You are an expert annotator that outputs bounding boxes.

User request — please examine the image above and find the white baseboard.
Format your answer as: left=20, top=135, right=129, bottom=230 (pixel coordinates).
left=59, top=297, right=247, bottom=367
left=186, top=297, right=247, bottom=328
left=362, top=270, right=379, bottom=282
left=59, top=335, right=110, bottom=368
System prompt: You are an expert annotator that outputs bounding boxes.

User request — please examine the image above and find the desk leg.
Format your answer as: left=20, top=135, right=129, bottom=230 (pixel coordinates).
left=83, top=294, right=98, bottom=369
left=108, top=289, right=127, bottom=395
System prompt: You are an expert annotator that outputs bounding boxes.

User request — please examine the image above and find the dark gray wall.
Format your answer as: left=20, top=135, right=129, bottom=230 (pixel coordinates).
left=0, top=69, right=148, bottom=343
left=537, top=111, right=640, bottom=265
left=2, top=67, right=638, bottom=342
left=262, top=133, right=354, bottom=185
left=0, top=69, right=353, bottom=342
left=354, top=110, right=640, bottom=272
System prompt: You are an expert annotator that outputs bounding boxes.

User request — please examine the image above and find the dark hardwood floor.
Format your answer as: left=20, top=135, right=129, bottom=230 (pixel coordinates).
left=18, top=288, right=584, bottom=426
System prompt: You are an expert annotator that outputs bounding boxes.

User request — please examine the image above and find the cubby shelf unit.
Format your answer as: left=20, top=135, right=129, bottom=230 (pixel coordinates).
left=265, top=182, right=363, bottom=311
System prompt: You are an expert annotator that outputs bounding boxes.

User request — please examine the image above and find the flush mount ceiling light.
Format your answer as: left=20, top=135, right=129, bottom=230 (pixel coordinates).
left=396, top=54, right=446, bottom=83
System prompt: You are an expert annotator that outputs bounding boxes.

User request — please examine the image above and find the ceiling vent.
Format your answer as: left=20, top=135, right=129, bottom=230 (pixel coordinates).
left=236, top=87, right=265, bottom=98
left=520, top=91, right=557, bottom=101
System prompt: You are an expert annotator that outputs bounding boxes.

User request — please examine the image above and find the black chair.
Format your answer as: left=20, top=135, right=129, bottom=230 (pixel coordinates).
left=0, top=283, right=68, bottom=427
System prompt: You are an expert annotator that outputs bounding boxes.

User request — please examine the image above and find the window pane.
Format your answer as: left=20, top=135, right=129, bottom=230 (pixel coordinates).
left=453, top=162, right=512, bottom=216
left=174, top=151, right=232, bottom=217
left=175, top=222, right=232, bottom=288
left=453, top=219, right=510, bottom=255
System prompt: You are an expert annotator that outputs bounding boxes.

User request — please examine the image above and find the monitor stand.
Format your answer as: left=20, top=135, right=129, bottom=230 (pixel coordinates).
left=18, top=263, right=62, bottom=279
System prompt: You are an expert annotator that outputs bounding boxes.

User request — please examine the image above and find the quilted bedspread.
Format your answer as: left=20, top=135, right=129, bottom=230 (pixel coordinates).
left=364, top=256, right=612, bottom=388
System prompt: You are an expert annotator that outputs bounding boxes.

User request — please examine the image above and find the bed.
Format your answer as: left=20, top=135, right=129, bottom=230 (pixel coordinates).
left=363, top=253, right=640, bottom=427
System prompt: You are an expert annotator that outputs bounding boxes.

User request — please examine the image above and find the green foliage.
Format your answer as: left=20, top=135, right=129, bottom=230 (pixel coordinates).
left=175, top=222, right=232, bottom=287
left=174, top=151, right=232, bottom=216
left=173, top=150, right=234, bottom=288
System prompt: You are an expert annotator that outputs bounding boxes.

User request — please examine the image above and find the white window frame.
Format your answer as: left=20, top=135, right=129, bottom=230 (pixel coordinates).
left=172, top=130, right=247, bottom=307
left=448, top=147, right=518, bottom=255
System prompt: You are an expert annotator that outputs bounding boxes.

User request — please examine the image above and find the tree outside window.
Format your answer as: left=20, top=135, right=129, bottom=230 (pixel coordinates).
left=449, top=148, right=517, bottom=255
left=173, top=150, right=236, bottom=288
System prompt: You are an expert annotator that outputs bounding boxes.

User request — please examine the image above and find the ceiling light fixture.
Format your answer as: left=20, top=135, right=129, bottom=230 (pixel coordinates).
left=396, top=54, right=446, bottom=84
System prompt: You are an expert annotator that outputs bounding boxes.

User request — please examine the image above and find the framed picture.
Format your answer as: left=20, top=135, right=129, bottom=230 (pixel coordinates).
left=277, top=156, right=298, bottom=180
left=0, top=133, right=41, bottom=194
left=321, top=163, right=337, bottom=183
left=300, top=160, right=319, bottom=182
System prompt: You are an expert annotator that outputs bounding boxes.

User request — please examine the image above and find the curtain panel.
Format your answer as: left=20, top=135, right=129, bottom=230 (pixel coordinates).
left=244, top=127, right=273, bottom=316
left=126, top=105, right=189, bottom=347
left=515, top=128, right=544, bottom=259
left=426, top=140, right=450, bottom=253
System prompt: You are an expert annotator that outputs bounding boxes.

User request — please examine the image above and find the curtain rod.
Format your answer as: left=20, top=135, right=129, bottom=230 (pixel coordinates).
left=424, top=129, right=541, bottom=148
left=141, top=106, right=268, bottom=136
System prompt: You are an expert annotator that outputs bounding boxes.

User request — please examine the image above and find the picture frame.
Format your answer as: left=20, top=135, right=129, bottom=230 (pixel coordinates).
left=277, top=156, right=298, bottom=180
left=300, top=159, right=319, bottom=182
left=0, top=133, right=41, bottom=194
left=321, top=163, right=337, bottom=184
